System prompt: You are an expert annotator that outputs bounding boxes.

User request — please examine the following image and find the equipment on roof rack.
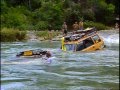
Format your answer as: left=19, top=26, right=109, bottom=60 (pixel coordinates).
left=64, top=27, right=97, bottom=42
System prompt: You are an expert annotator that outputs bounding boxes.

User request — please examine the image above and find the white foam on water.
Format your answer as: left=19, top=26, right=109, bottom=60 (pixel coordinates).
left=1, top=82, right=24, bottom=90
left=1, top=58, right=44, bottom=65
left=1, top=56, right=57, bottom=65
left=101, top=34, right=119, bottom=46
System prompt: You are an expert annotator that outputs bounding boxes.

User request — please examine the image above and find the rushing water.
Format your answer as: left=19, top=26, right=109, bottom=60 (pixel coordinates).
left=1, top=30, right=119, bottom=90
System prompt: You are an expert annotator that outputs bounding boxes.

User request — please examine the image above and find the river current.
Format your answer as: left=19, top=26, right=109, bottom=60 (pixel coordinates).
left=1, top=30, right=119, bottom=90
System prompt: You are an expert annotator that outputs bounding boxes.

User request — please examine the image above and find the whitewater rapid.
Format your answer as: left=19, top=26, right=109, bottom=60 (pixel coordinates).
left=99, top=30, right=119, bottom=47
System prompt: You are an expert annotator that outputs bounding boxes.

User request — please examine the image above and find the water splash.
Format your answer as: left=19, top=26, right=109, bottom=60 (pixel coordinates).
left=99, top=30, right=119, bottom=47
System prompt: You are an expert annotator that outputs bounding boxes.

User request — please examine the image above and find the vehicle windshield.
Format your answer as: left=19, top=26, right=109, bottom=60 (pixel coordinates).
left=64, top=44, right=76, bottom=51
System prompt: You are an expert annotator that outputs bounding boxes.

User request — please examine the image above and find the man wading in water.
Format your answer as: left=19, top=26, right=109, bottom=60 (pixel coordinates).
left=42, top=51, right=53, bottom=64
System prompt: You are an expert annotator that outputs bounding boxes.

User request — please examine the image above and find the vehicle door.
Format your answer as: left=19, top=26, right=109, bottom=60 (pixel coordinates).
left=81, top=37, right=96, bottom=51
left=91, top=34, right=104, bottom=50
left=76, top=41, right=86, bottom=51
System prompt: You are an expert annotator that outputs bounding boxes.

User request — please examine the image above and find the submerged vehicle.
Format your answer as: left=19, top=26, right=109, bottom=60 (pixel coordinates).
left=61, top=27, right=105, bottom=52
left=16, top=27, right=104, bottom=57
left=16, top=49, right=51, bottom=58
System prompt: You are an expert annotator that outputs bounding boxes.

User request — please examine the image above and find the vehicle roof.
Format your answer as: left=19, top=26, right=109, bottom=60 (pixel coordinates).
left=64, top=27, right=99, bottom=44
left=64, top=33, right=98, bottom=44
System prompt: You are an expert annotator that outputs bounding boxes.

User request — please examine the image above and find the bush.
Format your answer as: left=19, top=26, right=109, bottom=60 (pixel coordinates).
left=36, top=31, right=60, bottom=40
left=1, top=6, right=30, bottom=30
left=84, top=21, right=110, bottom=30
left=16, top=31, right=26, bottom=41
left=36, top=31, right=48, bottom=38
left=1, top=28, right=26, bottom=42
left=34, top=21, right=48, bottom=30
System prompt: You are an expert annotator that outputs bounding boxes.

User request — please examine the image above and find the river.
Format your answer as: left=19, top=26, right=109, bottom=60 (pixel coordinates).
left=1, top=30, right=119, bottom=90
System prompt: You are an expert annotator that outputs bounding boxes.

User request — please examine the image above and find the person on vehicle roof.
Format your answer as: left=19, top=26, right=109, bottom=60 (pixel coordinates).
left=62, top=22, right=68, bottom=36
left=79, top=20, right=84, bottom=30
left=72, top=22, right=79, bottom=33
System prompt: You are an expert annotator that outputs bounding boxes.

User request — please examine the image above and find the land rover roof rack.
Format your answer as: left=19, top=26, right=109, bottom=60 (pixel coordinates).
left=64, top=27, right=97, bottom=42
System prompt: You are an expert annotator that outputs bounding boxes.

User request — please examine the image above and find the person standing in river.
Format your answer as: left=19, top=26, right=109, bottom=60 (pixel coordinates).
left=62, top=22, right=68, bottom=36
left=115, top=23, right=119, bottom=29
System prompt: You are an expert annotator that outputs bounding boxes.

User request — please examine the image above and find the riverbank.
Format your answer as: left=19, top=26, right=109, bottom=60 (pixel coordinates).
left=27, top=28, right=119, bottom=42
left=26, top=30, right=62, bottom=41
left=0, top=28, right=61, bottom=42
left=1, top=28, right=27, bottom=42
left=1, top=28, right=119, bottom=42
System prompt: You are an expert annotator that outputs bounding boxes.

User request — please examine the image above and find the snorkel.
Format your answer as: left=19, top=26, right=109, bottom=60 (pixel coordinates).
left=61, top=36, right=66, bottom=51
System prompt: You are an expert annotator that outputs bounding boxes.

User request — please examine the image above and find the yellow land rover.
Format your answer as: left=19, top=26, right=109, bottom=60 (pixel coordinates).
left=61, top=27, right=104, bottom=52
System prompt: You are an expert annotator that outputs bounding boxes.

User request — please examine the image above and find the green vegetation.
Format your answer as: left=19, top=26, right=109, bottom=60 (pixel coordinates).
left=1, top=0, right=118, bottom=41
left=84, top=21, right=110, bottom=30
left=36, top=31, right=60, bottom=40
left=1, top=0, right=118, bottom=31
left=1, top=28, right=26, bottom=42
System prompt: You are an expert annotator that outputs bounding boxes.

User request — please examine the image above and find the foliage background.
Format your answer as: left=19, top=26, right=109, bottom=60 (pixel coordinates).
left=1, top=0, right=119, bottom=30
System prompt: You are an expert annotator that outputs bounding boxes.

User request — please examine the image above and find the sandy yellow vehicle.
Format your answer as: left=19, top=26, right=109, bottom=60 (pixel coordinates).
left=61, top=27, right=105, bottom=52
left=16, top=49, right=51, bottom=58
